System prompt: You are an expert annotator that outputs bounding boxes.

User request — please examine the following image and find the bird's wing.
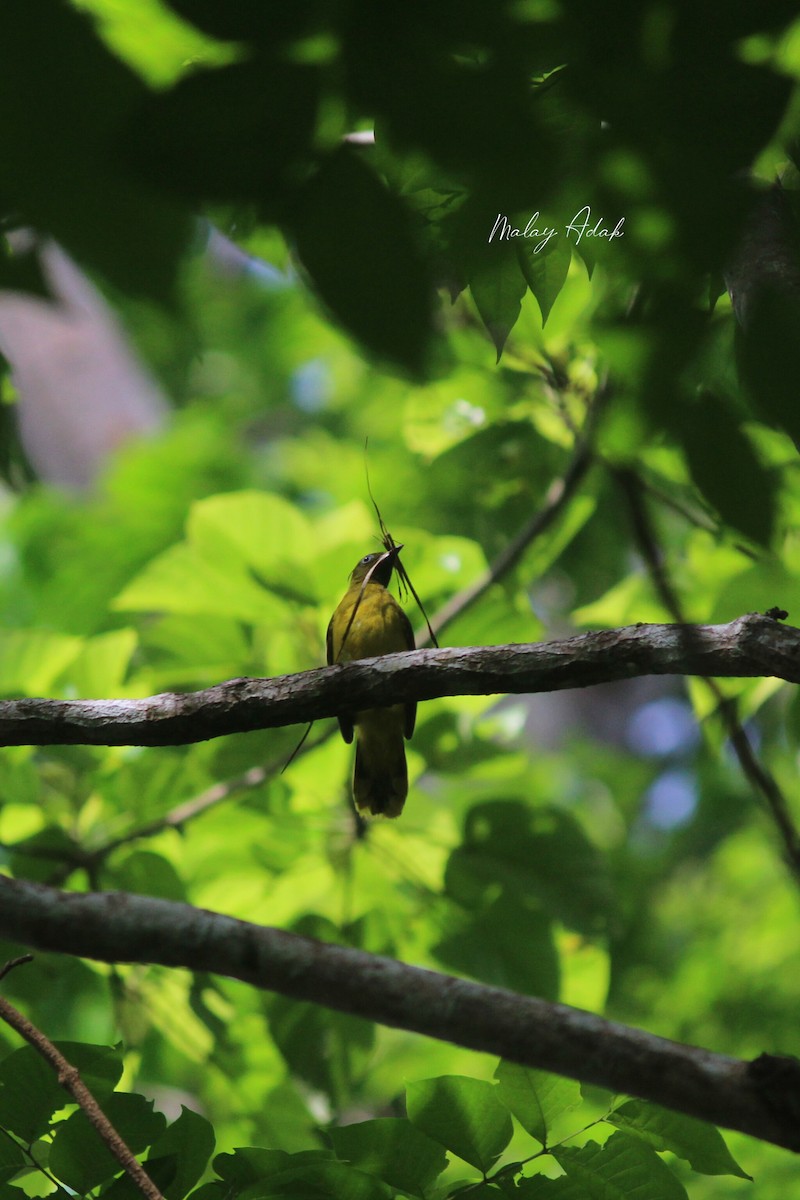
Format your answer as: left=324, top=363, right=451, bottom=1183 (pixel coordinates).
left=327, top=607, right=354, bottom=743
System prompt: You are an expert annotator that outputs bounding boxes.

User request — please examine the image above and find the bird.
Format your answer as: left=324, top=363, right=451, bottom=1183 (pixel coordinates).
left=326, top=545, right=416, bottom=818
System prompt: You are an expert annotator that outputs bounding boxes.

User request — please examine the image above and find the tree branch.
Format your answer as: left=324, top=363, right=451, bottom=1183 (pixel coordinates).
left=39, top=760, right=284, bottom=888
left=0, top=614, right=797, bottom=747
left=616, top=469, right=800, bottom=879
left=425, top=435, right=594, bottom=644
left=0, top=955, right=164, bottom=1200
left=1, top=876, right=799, bottom=1153
left=423, top=370, right=608, bottom=645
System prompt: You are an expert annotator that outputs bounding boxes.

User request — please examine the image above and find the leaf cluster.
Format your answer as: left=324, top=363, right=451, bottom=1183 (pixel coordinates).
left=0, top=1052, right=749, bottom=1200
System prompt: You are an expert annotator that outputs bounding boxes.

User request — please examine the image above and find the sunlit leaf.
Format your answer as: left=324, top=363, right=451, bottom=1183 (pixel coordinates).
left=147, top=1106, right=217, bottom=1200
left=0, top=631, right=83, bottom=697
left=0, top=1044, right=122, bottom=1142
left=518, top=236, right=572, bottom=326
left=470, top=243, right=528, bottom=360
left=434, top=892, right=560, bottom=998
left=607, top=1100, right=751, bottom=1179
left=554, top=1132, right=689, bottom=1200
left=49, top=1094, right=166, bottom=1192
left=494, top=1063, right=582, bottom=1145
left=445, top=802, right=612, bottom=938
left=406, top=1076, right=513, bottom=1171
left=329, top=1118, right=448, bottom=1193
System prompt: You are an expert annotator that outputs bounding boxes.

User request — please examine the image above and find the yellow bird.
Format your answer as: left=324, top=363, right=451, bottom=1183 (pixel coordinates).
left=326, top=546, right=416, bottom=818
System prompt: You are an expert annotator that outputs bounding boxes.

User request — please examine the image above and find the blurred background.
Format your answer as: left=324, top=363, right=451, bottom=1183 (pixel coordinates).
left=1, top=1, right=800, bottom=1195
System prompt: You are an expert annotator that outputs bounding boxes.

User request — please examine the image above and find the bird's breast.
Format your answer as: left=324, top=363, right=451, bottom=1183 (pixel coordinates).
left=333, top=584, right=409, bottom=662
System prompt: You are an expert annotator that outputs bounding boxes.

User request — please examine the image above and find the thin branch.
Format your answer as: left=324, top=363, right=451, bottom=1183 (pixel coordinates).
left=616, top=467, right=685, bottom=616
left=722, top=712, right=800, bottom=870
left=39, top=763, right=281, bottom=888
left=0, top=1123, right=62, bottom=1191
left=425, top=443, right=593, bottom=643
left=0, top=956, right=164, bottom=1200
left=0, top=877, right=798, bottom=1153
left=424, top=377, right=607, bottom=645
left=13, top=738, right=336, bottom=891
left=93, top=753, right=297, bottom=861
left=0, top=955, right=32, bottom=982
left=616, top=469, right=800, bottom=879
left=0, top=615, right=798, bottom=748
left=86, top=732, right=334, bottom=867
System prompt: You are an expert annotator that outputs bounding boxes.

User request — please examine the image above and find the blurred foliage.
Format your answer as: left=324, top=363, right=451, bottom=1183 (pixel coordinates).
left=1, top=1, right=800, bottom=1198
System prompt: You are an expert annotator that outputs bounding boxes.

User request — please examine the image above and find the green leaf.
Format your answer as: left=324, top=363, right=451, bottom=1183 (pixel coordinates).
left=679, top=392, right=776, bottom=546
left=185, top=1185, right=225, bottom=1200
left=0, top=1138, right=25, bottom=1184
left=8, top=826, right=83, bottom=885
left=517, top=236, right=572, bottom=326
left=67, top=629, right=138, bottom=699
left=0, top=630, right=82, bottom=697
left=451, top=1186, right=508, bottom=1198
left=0, top=0, right=190, bottom=302
left=137, top=614, right=251, bottom=686
left=607, top=1101, right=751, bottom=1179
left=289, top=147, right=434, bottom=373
left=737, top=288, right=800, bottom=445
left=209, top=1152, right=383, bottom=1200
left=147, top=1107, right=216, bottom=1200
left=434, top=893, right=560, bottom=999
left=523, top=495, right=597, bottom=584
left=49, top=1093, right=166, bottom=1192
left=98, top=1155, right=181, bottom=1200
left=402, top=369, right=512, bottom=457
left=266, top=997, right=374, bottom=1108
left=0, top=1043, right=122, bottom=1142
left=114, top=541, right=289, bottom=623
left=445, top=802, right=611, bottom=938
left=114, top=490, right=318, bottom=624
left=236, top=1160, right=389, bottom=1200
left=69, top=0, right=234, bottom=85
left=129, top=59, right=319, bottom=208
left=554, top=1132, right=690, bottom=1200
left=187, top=492, right=314, bottom=590
left=516, top=1175, right=596, bottom=1197
left=0, top=754, right=40, bottom=809
left=65, top=1044, right=125, bottom=1099
left=469, top=242, right=527, bottom=361
left=406, top=1076, right=513, bottom=1172
left=213, top=1148, right=294, bottom=1185
left=494, top=1063, right=582, bottom=1145
left=329, top=1117, right=448, bottom=1194
left=111, top=851, right=187, bottom=903
left=156, top=1, right=315, bottom=43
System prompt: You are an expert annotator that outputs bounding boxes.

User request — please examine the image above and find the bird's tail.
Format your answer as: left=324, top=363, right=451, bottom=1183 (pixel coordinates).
left=353, top=711, right=408, bottom=818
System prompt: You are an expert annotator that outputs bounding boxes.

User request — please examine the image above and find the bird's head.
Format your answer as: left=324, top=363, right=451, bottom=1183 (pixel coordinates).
left=349, top=543, right=403, bottom=587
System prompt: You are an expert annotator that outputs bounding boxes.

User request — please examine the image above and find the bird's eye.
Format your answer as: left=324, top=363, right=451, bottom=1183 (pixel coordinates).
left=360, top=554, right=373, bottom=565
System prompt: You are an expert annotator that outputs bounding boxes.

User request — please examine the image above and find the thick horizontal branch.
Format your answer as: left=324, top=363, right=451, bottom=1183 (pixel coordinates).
left=1, top=875, right=799, bottom=1152
left=0, top=613, right=797, bottom=747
